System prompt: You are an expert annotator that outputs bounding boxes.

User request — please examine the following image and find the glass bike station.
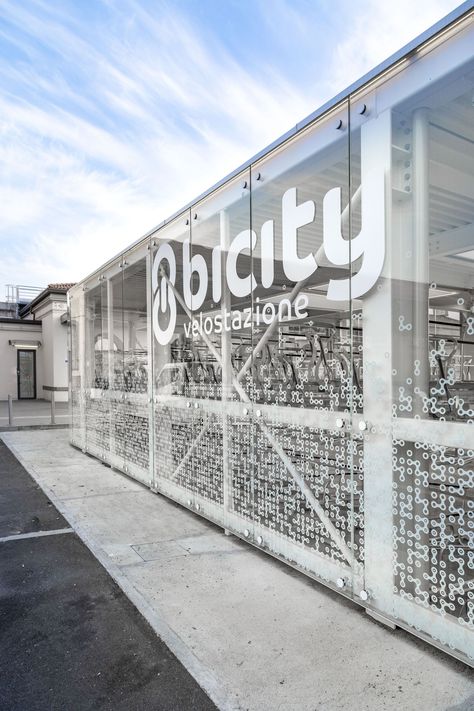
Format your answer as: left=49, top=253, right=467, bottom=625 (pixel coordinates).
left=69, top=6, right=474, bottom=664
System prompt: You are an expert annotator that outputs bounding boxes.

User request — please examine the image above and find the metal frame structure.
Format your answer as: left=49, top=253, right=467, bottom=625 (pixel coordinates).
left=69, top=5, right=474, bottom=665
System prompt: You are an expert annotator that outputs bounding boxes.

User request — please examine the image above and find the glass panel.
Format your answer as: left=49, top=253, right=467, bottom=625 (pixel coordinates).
left=109, top=265, right=125, bottom=469
left=190, top=170, right=252, bottom=528
left=119, top=250, right=149, bottom=482
left=249, top=103, right=356, bottom=588
left=18, top=350, right=35, bottom=398
left=355, top=21, right=474, bottom=660
left=151, top=214, right=193, bottom=506
left=69, top=291, right=85, bottom=448
left=390, top=54, right=474, bottom=647
left=84, top=281, right=109, bottom=459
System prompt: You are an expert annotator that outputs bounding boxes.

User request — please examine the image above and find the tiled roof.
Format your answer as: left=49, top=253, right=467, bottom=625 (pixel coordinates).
left=47, top=283, right=76, bottom=291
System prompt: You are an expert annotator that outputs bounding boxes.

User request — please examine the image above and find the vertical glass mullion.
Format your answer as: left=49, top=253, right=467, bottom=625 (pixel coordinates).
left=349, top=91, right=393, bottom=607
left=348, top=96, right=355, bottom=594
left=248, top=166, right=255, bottom=541
left=109, top=264, right=124, bottom=469
left=147, top=238, right=154, bottom=489
left=106, top=274, right=114, bottom=463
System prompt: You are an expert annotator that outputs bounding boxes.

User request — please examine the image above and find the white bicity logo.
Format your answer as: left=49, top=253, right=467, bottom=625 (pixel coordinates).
left=152, top=243, right=177, bottom=346
left=152, top=132, right=385, bottom=345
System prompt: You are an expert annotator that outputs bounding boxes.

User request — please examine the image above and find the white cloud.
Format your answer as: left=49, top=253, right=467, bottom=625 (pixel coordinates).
left=0, top=0, right=462, bottom=291
left=325, top=0, right=461, bottom=96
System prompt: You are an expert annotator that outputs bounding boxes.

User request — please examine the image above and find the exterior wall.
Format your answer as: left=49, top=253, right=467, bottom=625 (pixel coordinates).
left=32, top=295, right=69, bottom=402
left=0, top=302, right=17, bottom=319
left=69, top=10, right=474, bottom=665
left=0, top=293, right=69, bottom=402
left=0, top=321, right=43, bottom=400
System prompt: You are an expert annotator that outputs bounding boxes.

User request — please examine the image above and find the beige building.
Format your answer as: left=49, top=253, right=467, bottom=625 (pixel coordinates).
left=0, top=283, right=74, bottom=402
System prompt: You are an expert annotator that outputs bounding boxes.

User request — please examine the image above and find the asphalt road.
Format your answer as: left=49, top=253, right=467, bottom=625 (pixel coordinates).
left=0, top=440, right=217, bottom=711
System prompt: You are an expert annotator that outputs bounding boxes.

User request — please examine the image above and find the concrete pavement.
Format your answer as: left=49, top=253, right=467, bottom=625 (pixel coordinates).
left=1, top=429, right=473, bottom=711
left=0, top=398, right=69, bottom=429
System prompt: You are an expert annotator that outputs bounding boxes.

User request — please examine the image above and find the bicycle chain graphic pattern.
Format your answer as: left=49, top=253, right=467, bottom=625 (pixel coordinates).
left=393, top=439, right=474, bottom=628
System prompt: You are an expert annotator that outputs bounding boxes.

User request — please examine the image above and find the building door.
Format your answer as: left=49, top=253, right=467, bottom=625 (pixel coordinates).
left=17, top=349, right=36, bottom=399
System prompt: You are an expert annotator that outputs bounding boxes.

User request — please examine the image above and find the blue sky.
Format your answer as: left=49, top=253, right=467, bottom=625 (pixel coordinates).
left=0, top=0, right=462, bottom=290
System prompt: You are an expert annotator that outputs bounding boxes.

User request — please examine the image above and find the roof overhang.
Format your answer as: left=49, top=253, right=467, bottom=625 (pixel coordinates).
left=9, top=339, right=42, bottom=349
